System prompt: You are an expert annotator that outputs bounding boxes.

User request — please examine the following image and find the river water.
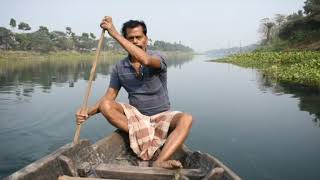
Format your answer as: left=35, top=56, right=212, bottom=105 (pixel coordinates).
left=0, top=55, right=319, bottom=180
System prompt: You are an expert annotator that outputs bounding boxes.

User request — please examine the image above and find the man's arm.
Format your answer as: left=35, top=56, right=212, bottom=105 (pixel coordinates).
left=76, top=87, right=119, bottom=124
left=100, top=16, right=162, bottom=69
left=87, top=87, right=119, bottom=116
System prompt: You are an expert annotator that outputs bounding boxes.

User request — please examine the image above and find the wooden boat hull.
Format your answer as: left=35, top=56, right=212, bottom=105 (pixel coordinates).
left=5, top=130, right=241, bottom=180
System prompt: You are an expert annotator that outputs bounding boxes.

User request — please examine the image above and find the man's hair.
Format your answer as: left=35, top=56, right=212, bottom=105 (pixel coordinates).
left=121, top=20, right=147, bottom=38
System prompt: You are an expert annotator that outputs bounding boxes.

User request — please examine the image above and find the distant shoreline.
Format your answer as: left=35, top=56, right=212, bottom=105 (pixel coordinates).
left=0, top=50, right=194, bottom=61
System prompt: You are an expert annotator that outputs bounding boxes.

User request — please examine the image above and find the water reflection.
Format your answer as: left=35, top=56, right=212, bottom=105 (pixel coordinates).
left=256, top=73, right=320, bottom=126
left=0, top=55, right=193, bottom=98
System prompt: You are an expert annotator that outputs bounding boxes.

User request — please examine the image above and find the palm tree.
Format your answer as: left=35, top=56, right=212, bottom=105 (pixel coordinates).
left=260, top=18, right=276, bottom=44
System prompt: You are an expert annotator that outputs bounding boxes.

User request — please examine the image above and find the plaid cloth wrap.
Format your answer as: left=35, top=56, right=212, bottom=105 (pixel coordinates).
left=120, top=103, right=180, bottom=160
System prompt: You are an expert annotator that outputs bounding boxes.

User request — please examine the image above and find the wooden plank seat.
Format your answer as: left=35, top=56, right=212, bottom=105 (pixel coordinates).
left=77, top=163, right=206, bottom=180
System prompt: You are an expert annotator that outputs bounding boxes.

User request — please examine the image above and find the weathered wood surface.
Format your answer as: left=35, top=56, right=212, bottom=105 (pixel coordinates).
left=202, top=153, right=241, bottom=180
left=58, top=155, right=78, bottom=177
left=182, top=150, right=242, bottom=180
left=4, top=140, right=92, bottom=180
left=58, top=175, right=118, bottom=180
left=5, top=130, right=242, bottom=180
left=77, top=163, right=205, bottom=180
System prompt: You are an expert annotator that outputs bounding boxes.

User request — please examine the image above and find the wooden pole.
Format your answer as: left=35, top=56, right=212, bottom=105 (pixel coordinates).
left=73, top=30, right=105, bottom=145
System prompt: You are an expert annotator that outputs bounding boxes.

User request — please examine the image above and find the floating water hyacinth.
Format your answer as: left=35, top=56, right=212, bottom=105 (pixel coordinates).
left=220, top=51, right=320, bottom=87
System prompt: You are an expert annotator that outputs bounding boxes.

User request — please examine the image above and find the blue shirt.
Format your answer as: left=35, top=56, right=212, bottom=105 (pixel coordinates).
left=109, top=50, right=170, bottom=116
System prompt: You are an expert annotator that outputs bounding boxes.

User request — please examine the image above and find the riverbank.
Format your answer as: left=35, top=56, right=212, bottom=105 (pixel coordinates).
left=215, top=51, right=320, bottom=88
left=0, top=50, right=193, bottom=61
left=0, top=50, right=194, bottom=74
left=0, top=51, right=126, bottom=61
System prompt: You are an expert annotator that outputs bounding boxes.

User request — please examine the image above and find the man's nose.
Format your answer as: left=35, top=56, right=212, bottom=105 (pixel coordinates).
left=133, top=38, right=138, bottom=44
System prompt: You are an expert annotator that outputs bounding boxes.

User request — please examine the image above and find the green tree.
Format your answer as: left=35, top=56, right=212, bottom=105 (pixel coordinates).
left=66, top=27, right=72, bottom=36
left=286, top=12, right=304, bottom=21
left=274, top=14, right=286, bottom=26
left=30, top=26, right=54, bottom=53
left=151, top=40, right=193, bottom=52
left=9, top=18, right=16, bottom=30
left=65, top=27, right=79, bottom=50
left=81, top=32, right=89, bottom=40
left=15, top=33, right=32, bottom=50
left=304, top=0, right=320, bottom=16
left=18, top=22, right=31, bottom=31
left=52, top=30, right=67, bottom=37
left=77, top=32, right=96, bottom=51
left=39, top=26, right=49, bottom=34
left=90, top=32, right=96, bottom=39
left=0, top=27, right=15, bottom=50
left=50, top=31, right=73, bottom=50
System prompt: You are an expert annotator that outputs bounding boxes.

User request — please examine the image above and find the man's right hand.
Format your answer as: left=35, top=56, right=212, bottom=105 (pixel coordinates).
left=76, top=107, right=89, bottom=125
left=100, top=16, right=118, bottom=37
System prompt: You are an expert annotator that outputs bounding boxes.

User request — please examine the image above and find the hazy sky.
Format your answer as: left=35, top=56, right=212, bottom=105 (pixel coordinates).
left=0, top=0, right=305, bottom=52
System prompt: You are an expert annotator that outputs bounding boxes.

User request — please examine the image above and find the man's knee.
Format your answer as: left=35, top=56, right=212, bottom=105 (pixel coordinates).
left=178, top=113, right=193, bottom=129
left=99, top=98, right=114, bottom=113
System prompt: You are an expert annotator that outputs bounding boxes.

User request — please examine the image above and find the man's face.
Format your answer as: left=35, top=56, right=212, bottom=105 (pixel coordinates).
left=125, top=26, right=148, bottom=51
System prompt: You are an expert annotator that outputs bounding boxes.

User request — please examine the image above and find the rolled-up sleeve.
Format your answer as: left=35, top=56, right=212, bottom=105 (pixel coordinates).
left=109, top=64, right=121, bottom=90
left=153, top=51, right=167, bottom=72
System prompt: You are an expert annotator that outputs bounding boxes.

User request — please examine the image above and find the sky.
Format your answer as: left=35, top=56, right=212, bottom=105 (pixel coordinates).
left=0, top=0, right=306, bottom=52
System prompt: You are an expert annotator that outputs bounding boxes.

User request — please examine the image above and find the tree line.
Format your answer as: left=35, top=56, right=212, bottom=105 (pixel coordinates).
left=259, top=0, right=320, bottom=50
left=0, top=18, right=193, bottom=53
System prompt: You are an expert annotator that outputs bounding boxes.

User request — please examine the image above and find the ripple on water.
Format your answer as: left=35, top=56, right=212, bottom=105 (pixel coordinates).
left=0, top=111, right=47, bottom=137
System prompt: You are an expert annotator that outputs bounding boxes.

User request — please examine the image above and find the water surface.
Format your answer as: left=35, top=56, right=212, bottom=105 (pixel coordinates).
left=0, top=55, right=319, bottom=180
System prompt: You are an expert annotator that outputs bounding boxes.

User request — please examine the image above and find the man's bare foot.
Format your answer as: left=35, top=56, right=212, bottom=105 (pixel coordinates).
left=153, top=160, right=183, bottom=169
left=203, top=167, right=224, bottom=179
left=211, top=167, right=224, bottom=178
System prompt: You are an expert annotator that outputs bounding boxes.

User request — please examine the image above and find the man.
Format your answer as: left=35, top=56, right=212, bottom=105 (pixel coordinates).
left=76, top=16, right=192, bottom=169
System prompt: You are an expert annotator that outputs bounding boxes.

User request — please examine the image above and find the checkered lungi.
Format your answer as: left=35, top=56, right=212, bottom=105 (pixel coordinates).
left=120, top=103, right=180, bottom=160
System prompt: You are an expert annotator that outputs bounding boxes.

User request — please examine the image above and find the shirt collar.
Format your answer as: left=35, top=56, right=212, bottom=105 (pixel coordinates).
left=123, top=56, right=131, bottom=67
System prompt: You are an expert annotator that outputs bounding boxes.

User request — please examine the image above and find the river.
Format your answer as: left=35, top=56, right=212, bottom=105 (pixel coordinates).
left=0, top=54, right=319, bottom=180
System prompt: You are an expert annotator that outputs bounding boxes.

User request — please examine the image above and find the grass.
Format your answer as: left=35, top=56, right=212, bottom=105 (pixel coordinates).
left=215, top=51, right=320, bottom=87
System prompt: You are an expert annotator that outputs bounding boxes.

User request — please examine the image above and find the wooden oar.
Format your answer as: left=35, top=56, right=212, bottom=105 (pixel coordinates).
left=73, top=29, right=105, bottom=145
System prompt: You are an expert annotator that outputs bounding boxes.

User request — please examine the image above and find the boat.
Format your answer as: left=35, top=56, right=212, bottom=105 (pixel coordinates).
left=5, top=130, right=242, bottom=180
